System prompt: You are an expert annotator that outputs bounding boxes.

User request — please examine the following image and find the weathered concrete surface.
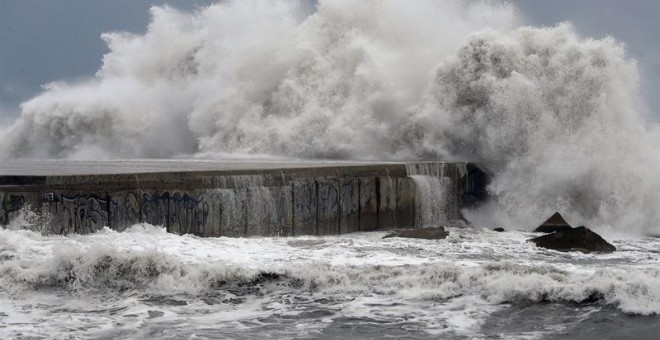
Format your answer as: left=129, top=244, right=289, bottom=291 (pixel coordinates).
left=317, top=179, right=340, bottom=235
left=293, top=179, right=317, bottom=236
left=395, top=177, right=416, bottom=229
left=358, top=177, right=378, bottom=232
left=378, top=177, right=397, bottom=230
left=339, top=178, right=360, bottom=234
left=0, top=161, right=486, bottom=237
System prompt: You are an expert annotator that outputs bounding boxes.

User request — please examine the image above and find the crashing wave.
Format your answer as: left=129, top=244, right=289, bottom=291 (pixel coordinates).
left=1, top=228, right=659, bottom=315
left=0, top=0, right=658, bottom=232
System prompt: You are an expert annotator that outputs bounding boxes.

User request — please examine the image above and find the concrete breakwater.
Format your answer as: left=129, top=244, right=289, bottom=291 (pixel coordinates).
left=0, top=161, right=486, bottom=237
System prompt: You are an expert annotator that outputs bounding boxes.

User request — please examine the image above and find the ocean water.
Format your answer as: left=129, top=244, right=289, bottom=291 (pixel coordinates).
left=1, top=0, right=659, bottom=337
left=2, top=224, right=659, bottom=339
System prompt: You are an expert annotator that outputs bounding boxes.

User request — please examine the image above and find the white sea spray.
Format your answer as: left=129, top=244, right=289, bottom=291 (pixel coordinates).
left=0, top=0, right=658, bottom=232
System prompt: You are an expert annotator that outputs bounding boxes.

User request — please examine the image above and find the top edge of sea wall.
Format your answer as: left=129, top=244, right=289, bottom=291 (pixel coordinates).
left=0, top=160, right=477, bottom=191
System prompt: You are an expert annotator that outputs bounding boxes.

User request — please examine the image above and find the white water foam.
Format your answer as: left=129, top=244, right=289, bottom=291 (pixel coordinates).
left=0, top=0, right=658, bottom=233
left=2, top=225, right=660, bottom=339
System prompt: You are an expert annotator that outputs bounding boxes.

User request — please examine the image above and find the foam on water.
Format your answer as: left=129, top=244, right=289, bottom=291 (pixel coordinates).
left=2, top=225, right=660, bottom=338
left=2, top=1, right=659, bottom=338
left=0, top=0, right=658, bottom=233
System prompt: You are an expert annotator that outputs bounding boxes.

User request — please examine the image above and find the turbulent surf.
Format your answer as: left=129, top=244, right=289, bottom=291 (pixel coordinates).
left=2, top=225, right=660, bottom=339
left=1, top=1, right=660, bottom=338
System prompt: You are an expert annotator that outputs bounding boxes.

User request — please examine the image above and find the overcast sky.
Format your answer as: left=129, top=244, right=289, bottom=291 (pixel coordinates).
left=1, top=0, right=659, bottom=119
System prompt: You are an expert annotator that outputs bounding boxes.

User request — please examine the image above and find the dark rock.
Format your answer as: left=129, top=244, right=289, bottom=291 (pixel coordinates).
left=534, top=212, right=574, bottom=233
left=528, top=226, right=616, bottom=253
left=383, top=227, right=448, bottom=240
left=535, top=225, right=573, bottom=234
left=493, top=227, right=505, bottom=232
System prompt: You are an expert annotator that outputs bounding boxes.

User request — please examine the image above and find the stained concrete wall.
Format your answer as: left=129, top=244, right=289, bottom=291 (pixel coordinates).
left=0, top=163, right=486, bottom=236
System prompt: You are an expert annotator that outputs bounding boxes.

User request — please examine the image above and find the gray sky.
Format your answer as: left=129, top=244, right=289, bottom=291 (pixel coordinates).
left=1, top=0, right=659, bottom=118
left=0, top=0, right=215, bottom=116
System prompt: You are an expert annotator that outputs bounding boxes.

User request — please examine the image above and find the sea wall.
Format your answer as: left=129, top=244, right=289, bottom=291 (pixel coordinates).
left=0, top=162, right=486, bottom=236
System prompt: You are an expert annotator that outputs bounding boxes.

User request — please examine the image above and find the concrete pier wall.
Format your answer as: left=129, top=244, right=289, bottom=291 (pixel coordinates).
left=0, top=162, right=486, bottom=236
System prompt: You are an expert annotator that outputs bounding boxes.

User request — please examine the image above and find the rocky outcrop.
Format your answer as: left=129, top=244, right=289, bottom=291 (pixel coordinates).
left=529, top=226, right=616, bottom=253
left=534, top=212, right=573, bottom=233
left=383, top=227, right=448, bottom=240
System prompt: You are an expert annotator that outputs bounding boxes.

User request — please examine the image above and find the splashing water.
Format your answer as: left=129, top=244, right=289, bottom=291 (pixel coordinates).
left=2, top=225, right=660, bottom=338
left=0, top=0, right=658, bottom=233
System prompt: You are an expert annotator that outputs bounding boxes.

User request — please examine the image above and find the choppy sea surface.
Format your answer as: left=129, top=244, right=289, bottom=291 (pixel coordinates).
left=1, top=224, right=660, bottom=339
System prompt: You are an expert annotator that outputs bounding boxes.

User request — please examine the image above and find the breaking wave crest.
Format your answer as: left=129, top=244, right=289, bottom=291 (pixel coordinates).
left=2, top=228, right=660, bottom=315
left=1, top=0, right=659, bottom=232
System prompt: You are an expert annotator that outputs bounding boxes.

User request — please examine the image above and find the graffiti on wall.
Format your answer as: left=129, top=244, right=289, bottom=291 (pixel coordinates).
left=317, top=180, right=339, bottom=235
left=109, top=191, right=141, bottom=232
left=141, top=192, right=169, bottom=227
left=339, top=178, right=360, bottom=234
left=108, top=190, right=212, bottom=235
left=293, top=180, right=317, bottom=236
left=169, top=191, right=210, bottom=235
left=60, top=195, right=110, bottom=234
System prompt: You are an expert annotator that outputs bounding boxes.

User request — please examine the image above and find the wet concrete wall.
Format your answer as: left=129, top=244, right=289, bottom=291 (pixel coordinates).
left=0, top=163, right=486, bottom=236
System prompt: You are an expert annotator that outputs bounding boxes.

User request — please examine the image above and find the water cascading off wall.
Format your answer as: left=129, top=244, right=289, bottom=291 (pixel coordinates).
left=406, top=163, right=463, bottom=228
